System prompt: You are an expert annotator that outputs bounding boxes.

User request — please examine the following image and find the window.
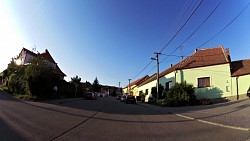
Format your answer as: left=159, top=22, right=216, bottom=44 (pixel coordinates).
left=145, top=89, right=148, bottom=95
left=198, top=77, right=210, bottom=88
left=165, top=81, right=172, bottom=91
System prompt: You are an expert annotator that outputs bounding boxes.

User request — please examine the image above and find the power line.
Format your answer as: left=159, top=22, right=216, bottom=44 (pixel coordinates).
left=126, top=0, right=200, bottom=82
left=136, top=0, right=203, bottom=82
left=184, top=1, right=250, bottom=57
left=159, top=0, right=204, bottom=53
left=131, top=60, right=153, bottom=80
left=160, top=0, right=224, bottom=63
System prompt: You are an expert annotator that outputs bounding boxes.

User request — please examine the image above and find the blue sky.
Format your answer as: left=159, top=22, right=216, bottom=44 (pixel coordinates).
left=0, top=0, right=249, bottom=87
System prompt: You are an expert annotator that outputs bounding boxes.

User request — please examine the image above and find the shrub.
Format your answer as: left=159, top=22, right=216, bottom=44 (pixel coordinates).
left=8, top=73, right=18, bottom=92
left=162, top=81, right=196, bottom=106
left=25, top=57, right=58, bottom=99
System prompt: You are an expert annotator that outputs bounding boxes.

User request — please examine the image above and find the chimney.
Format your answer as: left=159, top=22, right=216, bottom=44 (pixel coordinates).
left=194, top=48, right=198, bottom=53
left=225, top=48, right=231, bottom=62
left=45, top=49, right=48, bottom=53
left=170, top=64, right=173, bottom=68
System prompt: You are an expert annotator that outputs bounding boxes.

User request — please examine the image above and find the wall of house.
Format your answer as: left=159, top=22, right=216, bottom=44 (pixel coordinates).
left=175, top=64, right=232, bottom=99
left=138, top=80, right=156, bottom=102
left=160, top=71, right=176, bottom=89
left=23, top=53, right=35, bottom=65
left=231, top=75, right=250, bottom=97
left=122, top=87, right=128, bottom=94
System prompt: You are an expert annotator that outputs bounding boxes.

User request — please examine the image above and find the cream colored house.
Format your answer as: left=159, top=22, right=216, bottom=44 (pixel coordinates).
left=123, top=75, right=149, bottom=96
left=230, top=59, right=250, bottom=98
left=138, top=46, right=249, bottom=102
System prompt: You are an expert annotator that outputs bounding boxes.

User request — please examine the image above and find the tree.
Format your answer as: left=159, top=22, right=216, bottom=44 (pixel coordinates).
left=70, top=75, right=81, bottom=97
left=25, top=57, right=57, bottom=99
left=151, top=84, right=164, bottom=99
left=164, top=81, right=196, bottom=106
left=92, top=77, right=101, bottom=93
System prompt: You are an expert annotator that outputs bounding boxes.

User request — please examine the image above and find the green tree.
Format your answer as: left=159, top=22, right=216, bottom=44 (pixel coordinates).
left=164, top=81, right=196, bottom=106
left=92, top=77, right=101, bottom=93
left=8, top=73, right=17, bottom=92
left=151, top=84, right=164, bottom=99
left=70, top=75, right=81, bottom=97
left=25, top=57, right=57, bottom=99
left=6, top=59, right=26, bottom=94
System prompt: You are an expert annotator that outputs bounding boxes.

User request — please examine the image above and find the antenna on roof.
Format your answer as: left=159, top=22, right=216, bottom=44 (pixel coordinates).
left=32, top=45, right=36, bottom=52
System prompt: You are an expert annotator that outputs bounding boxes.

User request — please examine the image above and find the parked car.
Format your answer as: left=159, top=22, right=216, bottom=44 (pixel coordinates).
left=116, top=94, right=122, bottom=100
left=247, top=90, right=250, bottom=98
left=84, top=92, right=97, bottom=100
left=120, top=95, right=126, bottom=102
left=125, top=95, right=136, bottom=104
left=99, top=93, right=108, bottom=97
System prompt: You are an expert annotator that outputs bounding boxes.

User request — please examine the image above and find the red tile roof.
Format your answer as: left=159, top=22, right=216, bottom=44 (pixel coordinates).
left=176, top=46, right=229, bottom=70
left=137, top=73, right=157, bottom=87
left=54, top=65, right=66, bottom=76
left=124, top=75, right=149, bottom=88
left=231, top=59, right=250, bottom=77
left=20, top=48, right=66, bottom=77
left=39, top=49, right=56, bottom=64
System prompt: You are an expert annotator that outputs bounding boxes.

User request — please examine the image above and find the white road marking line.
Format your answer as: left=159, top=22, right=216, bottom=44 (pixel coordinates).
left=175, top=114, right=250, bottom=131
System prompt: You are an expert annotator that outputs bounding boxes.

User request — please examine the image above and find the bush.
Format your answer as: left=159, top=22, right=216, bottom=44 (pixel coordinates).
left=8, top=73, right=18, bottom=92
left=25, top=57, right=59, bottom=99
left=162, top=81, right=196, bottom=106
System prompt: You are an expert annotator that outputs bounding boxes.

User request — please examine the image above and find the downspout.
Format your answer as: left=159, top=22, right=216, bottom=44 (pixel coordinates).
left=236, top=76, right=239, bottom=100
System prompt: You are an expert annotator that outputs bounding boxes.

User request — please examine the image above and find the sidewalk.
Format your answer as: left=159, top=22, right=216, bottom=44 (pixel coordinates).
left=137, top=99, right=250, bottom=130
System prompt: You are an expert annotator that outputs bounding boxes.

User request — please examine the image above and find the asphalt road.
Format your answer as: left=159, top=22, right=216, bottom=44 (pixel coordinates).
left=0, top=91, right=249, bottom=141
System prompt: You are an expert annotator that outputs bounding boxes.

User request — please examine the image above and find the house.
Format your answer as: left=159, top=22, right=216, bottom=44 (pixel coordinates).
left=230, top=59, right=250, bottom=99
left=123, top=75, right=149, bottom=96
left=16, top=48, right=66, bottom=79
left=138, top=46, right=249, bottom=102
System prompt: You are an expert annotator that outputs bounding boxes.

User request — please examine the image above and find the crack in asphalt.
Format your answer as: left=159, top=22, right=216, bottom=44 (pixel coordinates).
left=49, top=112, right=99, bottom=141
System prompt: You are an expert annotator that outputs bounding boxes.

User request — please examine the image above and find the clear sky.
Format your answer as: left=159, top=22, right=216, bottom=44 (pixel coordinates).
left=0, top=0, right=249, bottom=87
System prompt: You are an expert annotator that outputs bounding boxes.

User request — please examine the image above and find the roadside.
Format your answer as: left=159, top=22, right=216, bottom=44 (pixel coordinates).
left=137, top=98, right=250, bottom=130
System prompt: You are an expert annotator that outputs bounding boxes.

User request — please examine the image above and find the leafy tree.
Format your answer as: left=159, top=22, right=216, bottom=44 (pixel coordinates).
left=151, top=84, right=164, bottom=99
left=6, top=60, right=26, bottom=94
left=70, top=75, right=81, bottom=97
left=8, top=73, right=17, bottom=92
left=92, top=77, right=101, bottom=93
left=25, top=57, right=57, bottom=99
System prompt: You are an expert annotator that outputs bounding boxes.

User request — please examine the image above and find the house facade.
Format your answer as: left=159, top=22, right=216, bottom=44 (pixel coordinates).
left=123, top=75, right=149, bottom=96
left=138, top=46, right=249, bottom=102
left=16, top=48, right=66, bottom=79
left=230, top=59, right=250, bottom=98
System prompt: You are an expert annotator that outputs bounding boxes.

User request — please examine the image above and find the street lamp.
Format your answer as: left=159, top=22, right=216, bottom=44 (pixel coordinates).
left=151, top=52, right=161, bottom=103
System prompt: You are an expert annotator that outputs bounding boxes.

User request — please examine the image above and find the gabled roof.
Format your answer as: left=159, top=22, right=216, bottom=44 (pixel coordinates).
left=20, top=48, right=66, bottom=77
left=137, top=73, right=157, bottom=87
left=124, top=75, right=149, bottom=88
left=54, top=65, right=66, bottom=76
left=39, top=49, right=56, bottom=64
left=231, top=59, right=250, bottom=77
left=176, top=46, right=229, bottom=70
left=22, top=48, right=37, bottom=57
left=138, top=46, right=230, bottom=86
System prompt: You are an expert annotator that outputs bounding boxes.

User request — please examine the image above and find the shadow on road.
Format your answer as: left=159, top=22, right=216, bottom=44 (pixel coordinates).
left=0, top=118, right=27, bottom=141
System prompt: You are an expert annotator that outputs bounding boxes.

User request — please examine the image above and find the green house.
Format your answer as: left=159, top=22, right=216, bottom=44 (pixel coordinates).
left=138, top=46, right=249, bottom=101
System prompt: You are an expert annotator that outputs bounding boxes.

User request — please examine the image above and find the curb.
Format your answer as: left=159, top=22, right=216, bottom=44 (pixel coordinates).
left=175, top=113, right=250, bottom=131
